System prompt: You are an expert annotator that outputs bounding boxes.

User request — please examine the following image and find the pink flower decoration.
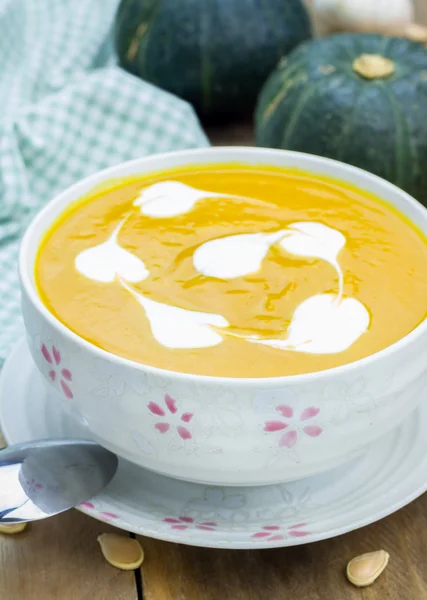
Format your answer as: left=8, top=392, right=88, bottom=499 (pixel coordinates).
left=164, top=516, right=217, bottom=532
left=252, top=523, right=310, bottom=541
left=300, top=407, right=320, bottom=420
left=177, top=426, right=192, bottom=440
left=280, top=430, right=298, bottom=448
left=79, top=503, right=118, bottom=520
left=100, top=512, right=119, bottom=520
left=148, top=401, right=165, bottom=416
left=148, top=394, right=194, bottom=440
left=277, top=405, right=293, bottom=418
left=25, top=478, right=43, bottom=493
left=288, top=522, right=311, bottom=537
left=155, top=422, right=170, bottom=434
left=41, top=343, right=73, bottom=399
left=264, top=421, right=289, bottom=432
left=165, top=394, right=177, bottom=414
left=264, top=405, right=322, bottom=448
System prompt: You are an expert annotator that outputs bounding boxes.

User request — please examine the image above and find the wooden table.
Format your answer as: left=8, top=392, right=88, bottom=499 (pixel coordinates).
left=2, top=3, right=427, bottom=597
left=2, top=425, right=427, bottom=600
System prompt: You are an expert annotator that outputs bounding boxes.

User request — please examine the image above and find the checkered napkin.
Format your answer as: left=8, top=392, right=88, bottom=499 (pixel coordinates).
left=0, top=0, right=209, bottom=367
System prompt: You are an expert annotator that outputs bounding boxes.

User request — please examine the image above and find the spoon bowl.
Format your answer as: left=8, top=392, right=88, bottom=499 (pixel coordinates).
left=0, top=439, right=118, bottom=523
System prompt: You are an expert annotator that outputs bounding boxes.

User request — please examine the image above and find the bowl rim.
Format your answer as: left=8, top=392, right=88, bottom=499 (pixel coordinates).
left=19, top=146, right=427, bottom=387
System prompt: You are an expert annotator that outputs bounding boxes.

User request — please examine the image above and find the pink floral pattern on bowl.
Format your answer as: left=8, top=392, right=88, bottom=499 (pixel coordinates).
left=251, top=523, right=310, bottom=541
left=25, top=477, right=43, bottom=493
left=41, top=343, right=73, bottom=399
left=80, top=501, right=118, bottom=520
left=148, top=394, right=194, bottom=440
left=164, top=516, right=217, bottom=531
left=264, top=406, right=323, bottom=448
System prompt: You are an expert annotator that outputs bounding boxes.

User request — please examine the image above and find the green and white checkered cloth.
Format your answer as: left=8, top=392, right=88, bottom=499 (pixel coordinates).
left=0, top=0, right=209, bottom=367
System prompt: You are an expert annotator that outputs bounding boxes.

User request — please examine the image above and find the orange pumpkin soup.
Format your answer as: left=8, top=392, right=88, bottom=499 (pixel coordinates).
left=35, top=164, right=427, bottom=377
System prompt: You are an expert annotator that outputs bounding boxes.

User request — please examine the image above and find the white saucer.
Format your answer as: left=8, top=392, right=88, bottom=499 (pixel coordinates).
left=1, top=338, right=427, bottom=549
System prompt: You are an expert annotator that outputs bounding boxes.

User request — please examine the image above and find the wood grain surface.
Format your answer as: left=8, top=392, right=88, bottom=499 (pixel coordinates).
left=139, top=499, right=427, bottom=600
left=2, top=3, right=427, bottom=597
left=0, top=432, right=138, bottom=600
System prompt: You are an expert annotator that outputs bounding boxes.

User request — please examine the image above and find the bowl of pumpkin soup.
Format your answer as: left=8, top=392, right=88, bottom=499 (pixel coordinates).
left=19, top=147, right=427, bottom=485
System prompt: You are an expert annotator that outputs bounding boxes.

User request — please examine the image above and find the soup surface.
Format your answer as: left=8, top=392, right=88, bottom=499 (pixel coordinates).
left=36, top=164, right=427, bottom=377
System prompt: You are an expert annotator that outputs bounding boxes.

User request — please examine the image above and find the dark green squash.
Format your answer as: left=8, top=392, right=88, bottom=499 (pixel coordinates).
left=255, top=33, right=427, bottom=204
left=115, top=0, right=312, bottom=119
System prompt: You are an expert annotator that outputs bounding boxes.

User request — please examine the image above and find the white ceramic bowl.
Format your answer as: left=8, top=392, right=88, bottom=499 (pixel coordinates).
left=19, top=147, right=427, bottom=486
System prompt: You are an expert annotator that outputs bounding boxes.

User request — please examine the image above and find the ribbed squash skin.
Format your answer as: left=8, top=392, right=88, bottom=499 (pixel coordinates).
left=115, top=0, right=311, bottom=119
left=256, top=34, right=427, bottom=204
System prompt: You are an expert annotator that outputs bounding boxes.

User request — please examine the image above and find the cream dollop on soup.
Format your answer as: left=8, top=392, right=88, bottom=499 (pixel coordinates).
left=35, top=164, right=427, bottom=377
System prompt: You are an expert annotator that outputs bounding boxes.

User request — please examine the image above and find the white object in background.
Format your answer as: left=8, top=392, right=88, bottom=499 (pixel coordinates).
left=306, top=0, right=414, bottom=35
left=75, top=220, right=149, bottom=283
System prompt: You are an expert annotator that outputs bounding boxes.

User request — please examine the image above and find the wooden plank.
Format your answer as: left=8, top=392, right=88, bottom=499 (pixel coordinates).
left=0, top=433, right=138, bottom=599
left=140, top=493, right=427, bottom=600
left=0, top=512, right=138, bottom=600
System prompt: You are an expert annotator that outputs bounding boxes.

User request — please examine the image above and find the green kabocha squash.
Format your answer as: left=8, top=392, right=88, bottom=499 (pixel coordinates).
left=115, top=0, right=312, bottom=119
left=255, top=34, right=427, bottom=204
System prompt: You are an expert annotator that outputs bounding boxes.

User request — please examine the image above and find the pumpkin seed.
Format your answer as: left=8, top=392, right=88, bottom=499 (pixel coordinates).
left=0, top=522, right=27, bottom=534
left=97, top=533, right=144, bottom=570
left=346, top=550, right=389, bottom=587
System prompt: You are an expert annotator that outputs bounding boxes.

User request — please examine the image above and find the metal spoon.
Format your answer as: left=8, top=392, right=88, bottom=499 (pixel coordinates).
left=0, top=439, right=118, bottom=523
